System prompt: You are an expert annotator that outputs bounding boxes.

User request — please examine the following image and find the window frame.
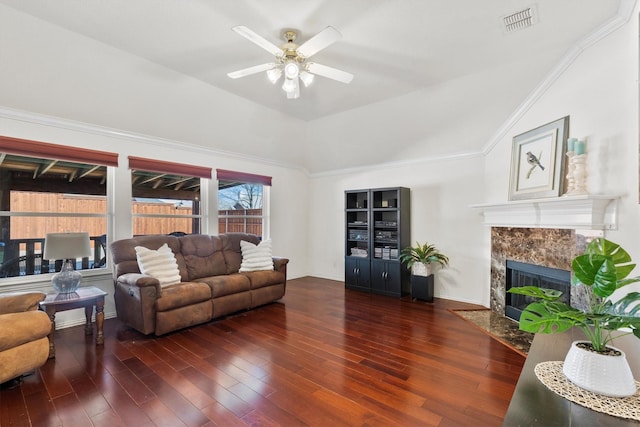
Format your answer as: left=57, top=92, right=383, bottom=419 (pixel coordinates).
left=216, top=169, right=271, bottom=239
left=0, top=137, right=117, bottom=283
left=129, top=156, right=212, bottom=236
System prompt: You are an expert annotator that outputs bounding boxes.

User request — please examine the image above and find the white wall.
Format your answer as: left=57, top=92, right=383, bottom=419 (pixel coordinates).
left=308, top=153, right=489, bottom=305
left=484, top=5, right=640, bottom=300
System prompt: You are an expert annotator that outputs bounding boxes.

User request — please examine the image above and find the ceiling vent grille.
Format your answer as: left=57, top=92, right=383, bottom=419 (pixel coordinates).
left=503, top=7, right=536, bottom=33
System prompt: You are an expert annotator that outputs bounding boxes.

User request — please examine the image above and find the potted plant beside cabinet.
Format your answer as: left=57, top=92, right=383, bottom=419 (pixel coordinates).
left=509, top=238, right=640, bottom=397
left=400, top=241, right=449, bottom=302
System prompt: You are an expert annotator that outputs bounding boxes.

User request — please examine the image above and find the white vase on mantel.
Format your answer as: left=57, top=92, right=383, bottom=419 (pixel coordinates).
left=562, top=340, right=637, bottom=397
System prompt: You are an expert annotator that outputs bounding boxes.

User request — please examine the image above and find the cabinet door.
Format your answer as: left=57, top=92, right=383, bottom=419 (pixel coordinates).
left=371, top=260, right=385, bottom=293
left=345, top=257, right=370, bottom=291
left=371, top=260, right=403, bottom=296
left=385, top=262, right=403, bottom=295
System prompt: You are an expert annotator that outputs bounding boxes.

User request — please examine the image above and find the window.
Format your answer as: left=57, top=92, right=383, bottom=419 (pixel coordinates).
left=0, top=136, right=117, bottom=278
left=217, top=169, right=271, bottom=238
left=129, top=156, right=211, bottom=236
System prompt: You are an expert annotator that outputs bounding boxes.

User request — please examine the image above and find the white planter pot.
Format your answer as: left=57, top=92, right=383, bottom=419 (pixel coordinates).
left=562, top=340, right=637, bottom=397
left=411, top=262, right=431, bottom=277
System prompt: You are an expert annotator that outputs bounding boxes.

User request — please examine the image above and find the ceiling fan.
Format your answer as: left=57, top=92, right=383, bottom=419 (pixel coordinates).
left=227, top=26, right=354, bottom=99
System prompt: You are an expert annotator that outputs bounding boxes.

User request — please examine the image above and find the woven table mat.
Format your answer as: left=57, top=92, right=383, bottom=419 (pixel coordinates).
left=535, top=361, right=640, bottom=422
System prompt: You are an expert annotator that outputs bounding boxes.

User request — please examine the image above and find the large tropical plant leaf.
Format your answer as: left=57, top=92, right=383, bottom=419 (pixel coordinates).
left=518, top=301, right=575, bottom=334
left=607, top=292, right=640, bottom=316
left=585, top=238, right=636, bottom=281
left=572, top=254, right=617, bottom=298
left=507, top=286, right=563, bottom=301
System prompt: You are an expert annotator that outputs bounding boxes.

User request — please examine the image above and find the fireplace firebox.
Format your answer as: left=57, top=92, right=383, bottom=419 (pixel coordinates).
left=505, top=260, right=571, bottom=322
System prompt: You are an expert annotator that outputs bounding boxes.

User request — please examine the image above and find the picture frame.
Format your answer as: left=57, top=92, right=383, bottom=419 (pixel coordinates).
left=508, top=116, right=569, bottom=201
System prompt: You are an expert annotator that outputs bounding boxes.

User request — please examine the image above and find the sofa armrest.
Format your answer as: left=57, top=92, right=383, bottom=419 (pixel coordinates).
left=114, top=273, right=162, bottom=335
left=0, top=292, right=46, bottom=315
left=116, top=273, right=162, bottom=293
left=272, top=257, right=289, bottom=275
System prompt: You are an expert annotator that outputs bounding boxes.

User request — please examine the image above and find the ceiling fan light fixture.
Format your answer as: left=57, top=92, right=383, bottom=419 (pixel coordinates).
left=266, top=67, right=282, bottom=84
left=286, top=88, right=300, bottom=99
left=229, top=25, right=353, bottom=100
left=282, top=76, right=300, bottom=99
left=284, top=61, right=299, bottom=79
left=282, top=76, right=297, bottom=93
left=299, top=71, right=315, bottom=87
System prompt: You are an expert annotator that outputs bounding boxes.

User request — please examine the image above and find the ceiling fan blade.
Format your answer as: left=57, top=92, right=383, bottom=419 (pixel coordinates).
left=306, top=62, right=354, bottom=84
left=296, top=26, right=342, bottom=59
left=227, top=63, right=276, bottom=79
left=232, top=26, right=283, bottom=57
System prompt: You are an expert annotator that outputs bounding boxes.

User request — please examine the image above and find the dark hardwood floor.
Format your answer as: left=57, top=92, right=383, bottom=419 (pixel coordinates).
left=1, top=277, right=525, bottom=426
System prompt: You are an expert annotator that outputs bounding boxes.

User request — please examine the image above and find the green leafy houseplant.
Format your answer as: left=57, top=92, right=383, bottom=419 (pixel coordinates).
left=508, top=238, right=640, bottom=353
left=399, top=241, right=449, bottom=270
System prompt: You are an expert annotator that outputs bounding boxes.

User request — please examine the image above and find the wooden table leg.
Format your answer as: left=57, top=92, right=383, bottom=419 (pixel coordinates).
left=45, top=306, right=56, bottom=359
left=95, top=296, right=105, bottom=346
left=84, top=304, right=94, bottom=336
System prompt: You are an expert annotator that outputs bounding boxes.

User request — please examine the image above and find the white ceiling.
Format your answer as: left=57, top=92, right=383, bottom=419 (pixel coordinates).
left=0, top=0, right=627, bottom=173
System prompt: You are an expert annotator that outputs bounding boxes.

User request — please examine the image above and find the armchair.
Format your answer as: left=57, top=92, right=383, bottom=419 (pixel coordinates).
left=0, top=292, right=51, bottom=384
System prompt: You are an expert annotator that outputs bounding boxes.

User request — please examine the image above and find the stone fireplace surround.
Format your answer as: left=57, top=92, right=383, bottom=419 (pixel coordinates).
left=490, top=227, right=602, bottom=316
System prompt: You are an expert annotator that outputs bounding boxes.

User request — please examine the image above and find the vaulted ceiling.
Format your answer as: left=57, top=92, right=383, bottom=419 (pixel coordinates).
left=0, top=1, right=628, bottom=174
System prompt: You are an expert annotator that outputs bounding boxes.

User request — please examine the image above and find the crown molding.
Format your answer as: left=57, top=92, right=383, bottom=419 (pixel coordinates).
left=0, top=106, right=308, bottom=174
left=308, top=150, right=484, bottom=179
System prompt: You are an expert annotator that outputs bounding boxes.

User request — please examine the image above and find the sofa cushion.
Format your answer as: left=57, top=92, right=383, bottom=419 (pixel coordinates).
left=154, top=281, right=212, bottom=312
left=197, top=273, right=251, bottom=298
left=242, top=270, right=286, bottom=290
left=0, top=292, right=45, bottom=314
left=221, top=233, right=261, bottom=274
left=111, top=235, right=187, bottom=280
left=135, top=243, right=181, bottom=287
left=239, top=239, right=274, bottom=272
left=0, top=310, right=51, bottom=351
left=179, top=234, right=228, bottom=280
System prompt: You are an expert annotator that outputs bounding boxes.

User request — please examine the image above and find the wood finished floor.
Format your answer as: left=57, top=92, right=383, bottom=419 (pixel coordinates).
left=1, top=277, right=525, bottom=427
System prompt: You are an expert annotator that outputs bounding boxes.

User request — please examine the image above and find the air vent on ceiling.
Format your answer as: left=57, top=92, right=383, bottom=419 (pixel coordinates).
left=502, top=6, right=536, bottom=33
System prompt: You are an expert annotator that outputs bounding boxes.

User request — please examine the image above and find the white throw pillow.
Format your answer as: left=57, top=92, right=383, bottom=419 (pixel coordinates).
left=135, top=243, right=181, bottom=287
left=239, top=239, right=274, bottom=272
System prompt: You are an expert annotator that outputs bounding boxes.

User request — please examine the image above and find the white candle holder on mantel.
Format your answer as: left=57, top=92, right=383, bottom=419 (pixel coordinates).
left=564, top=139, right=588, bottom=196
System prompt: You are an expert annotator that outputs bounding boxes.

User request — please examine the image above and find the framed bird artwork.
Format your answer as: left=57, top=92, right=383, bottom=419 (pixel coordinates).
left=508, top=116, right=569, bottom=200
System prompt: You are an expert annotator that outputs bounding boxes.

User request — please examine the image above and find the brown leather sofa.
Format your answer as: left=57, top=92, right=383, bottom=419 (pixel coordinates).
left=0, top=292, right=51, bottom=384
left=110, top=233, right=288, bottom=335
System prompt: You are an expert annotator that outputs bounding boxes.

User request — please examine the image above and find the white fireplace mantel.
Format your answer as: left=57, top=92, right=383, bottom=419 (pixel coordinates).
left=470, top=195, right=619, bottom=230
